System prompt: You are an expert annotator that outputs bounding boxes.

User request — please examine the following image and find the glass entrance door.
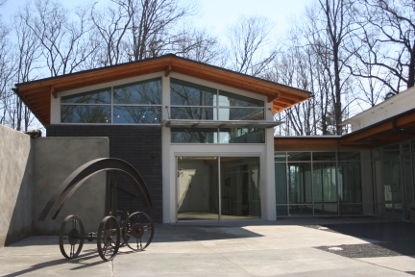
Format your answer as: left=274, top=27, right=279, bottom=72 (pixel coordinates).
left=177, top=156, right=261, bottom=221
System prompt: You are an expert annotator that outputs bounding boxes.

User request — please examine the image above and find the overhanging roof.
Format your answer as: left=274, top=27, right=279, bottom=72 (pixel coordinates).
left=275, top=108, right=415, bottom=151
left=14, top=54, right=311, bottom=126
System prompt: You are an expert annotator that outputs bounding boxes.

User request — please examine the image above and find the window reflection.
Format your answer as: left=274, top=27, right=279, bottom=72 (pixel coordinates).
left=62, top=88, right=111, bottom=104
left=171, top=128, right=265, bottom=143
left=113, top=106, right=161, bottom=124
left=219, top=90, right=263, bottom=107
left=171, top=107, right=214, bottom=120
left=275, top=151, right=363, bottom=216
left=171, top=78, right=215, bottom=106
left=61, top=78, right=162, bottom=124
left=61, top=105, right=111, bottom=123
left=170, top=79, right=264, bottom=121
left=113, top=78, right=161, bottom=105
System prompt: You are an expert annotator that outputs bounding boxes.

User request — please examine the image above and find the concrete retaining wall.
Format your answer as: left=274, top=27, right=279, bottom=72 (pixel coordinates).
left=0, top=123, right=109, bottom=247
left=0, top=125, right=33, bottom=247
left=33, top=137, right=109, bottom=235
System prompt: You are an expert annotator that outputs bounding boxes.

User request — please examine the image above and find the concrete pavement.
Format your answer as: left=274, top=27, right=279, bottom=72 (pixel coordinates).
left=1, top=217, right=415, bottom=276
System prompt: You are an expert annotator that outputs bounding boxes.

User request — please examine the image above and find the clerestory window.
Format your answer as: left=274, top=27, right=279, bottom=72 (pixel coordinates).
left=61, top=78, right=162, bottom=124
left=169, top=78, right=266, bottom=143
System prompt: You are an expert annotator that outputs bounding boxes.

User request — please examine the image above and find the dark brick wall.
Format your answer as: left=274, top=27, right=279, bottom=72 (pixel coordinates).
left=46, top=125, right=163, bottom=223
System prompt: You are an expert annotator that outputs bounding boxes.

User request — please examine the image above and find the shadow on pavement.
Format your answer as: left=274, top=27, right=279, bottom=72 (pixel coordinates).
left=313, top=221, right=415, bottom=258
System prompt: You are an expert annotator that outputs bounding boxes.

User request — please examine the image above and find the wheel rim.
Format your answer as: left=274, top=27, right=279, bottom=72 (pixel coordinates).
left=97, top=215, right=120, bottom=261
left=122, top=211, right=154, bottom=251
left=59, top=215, right=85, bottom=259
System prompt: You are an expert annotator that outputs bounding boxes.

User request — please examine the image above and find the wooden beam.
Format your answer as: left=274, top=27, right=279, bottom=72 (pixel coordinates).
left=165, top=64, right=172, bottom=77
left=267, top=92, right=280, bottom=102
left=51, top=86, right=57, bottom=98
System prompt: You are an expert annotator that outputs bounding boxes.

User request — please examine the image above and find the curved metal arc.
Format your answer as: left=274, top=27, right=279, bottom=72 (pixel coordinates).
left=38, top=158, right=153, bottom=221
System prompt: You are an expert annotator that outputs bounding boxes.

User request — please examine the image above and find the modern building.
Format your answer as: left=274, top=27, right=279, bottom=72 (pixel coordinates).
left=14, top=54, right=415, bottom=223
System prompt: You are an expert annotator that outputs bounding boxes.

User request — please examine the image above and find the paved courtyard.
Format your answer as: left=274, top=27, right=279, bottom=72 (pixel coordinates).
left=1, top=217, right=415, bottom=276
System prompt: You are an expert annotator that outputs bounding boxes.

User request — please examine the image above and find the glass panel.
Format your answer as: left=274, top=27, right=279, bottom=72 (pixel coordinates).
left=372, top=148, right=381, bottom=159
left=338, top=151, right=360, bottom=161
left=313, top=152, right=336, bottom=161
left=288, top=163, right=312, bottom=204
left=403, top=156, right=413, bottom=216
left=218, top=107, right=264, bottom=120
left=402, top=143, right=411, bottom=155
left=171, top=107, right=214, bottom=120
left=177, top=157, right=219, bottom=220
left=171, top=128, right=216, bottom=143
left=374, top=159, right=385, bottom=215
left=274, top=152, right=286, bottom=162
left=383, top=144, right=400, bottom=157
left=340, top=204, right=363, bottom=215
left=338, top=162, right=362, bottom=204
left=275, top=163, right=287, bottom=204
left=113, top=106, right=161, bottom=124
left=383, top=159, right=402, bottom=215
left=314, top=204, right=338, bottom=215
left=218, top=90, right=264, bottom=107
left=61, top=105, right=111, bottom=123
left=219, top=128, right=264, bottom=143
left=61, top=88, right=111, bottom=104
left=392, top=160, right=403, bottom=214
left=289, top=205, right=313, bottom=215
left=276, top=206, right=288, bottom=216
left=287, top=152, right=311, bottom=161
left=220, top=157, right=261, bottom=219
left=171, top=78, right=215, bottom=106
left=313, top=162, right=337, bottom=203
left=113, top=78, right=161, bottom=104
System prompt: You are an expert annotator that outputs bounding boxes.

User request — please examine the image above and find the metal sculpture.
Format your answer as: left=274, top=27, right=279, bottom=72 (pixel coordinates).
left=39, top=158, right=154, bottom=261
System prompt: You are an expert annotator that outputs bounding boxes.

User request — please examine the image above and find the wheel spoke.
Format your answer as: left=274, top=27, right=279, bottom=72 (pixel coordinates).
left=97, top=216, right=120, bottom=261
left=59, top=215, right=85, bottom=259
left=122, top=211, right=154, bottom=251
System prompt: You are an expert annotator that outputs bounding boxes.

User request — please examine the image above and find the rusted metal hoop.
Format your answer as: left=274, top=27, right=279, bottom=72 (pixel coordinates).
left=38, top=158, right=153, bottom=221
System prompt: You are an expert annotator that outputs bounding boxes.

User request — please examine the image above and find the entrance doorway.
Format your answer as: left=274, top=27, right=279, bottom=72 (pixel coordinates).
left=176, top=156, right=260, bottom=221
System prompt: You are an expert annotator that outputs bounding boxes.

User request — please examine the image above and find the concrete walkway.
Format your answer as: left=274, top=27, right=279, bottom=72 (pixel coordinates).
left=1, top=217, right=415, bottom=276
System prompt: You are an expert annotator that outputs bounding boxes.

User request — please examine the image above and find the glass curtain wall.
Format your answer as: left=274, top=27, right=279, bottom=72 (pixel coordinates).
left=177, top=157, right=260, bottom=220
left=275, top=151, right=363, bottom=216
left=373, top=141, right=415, bottom=220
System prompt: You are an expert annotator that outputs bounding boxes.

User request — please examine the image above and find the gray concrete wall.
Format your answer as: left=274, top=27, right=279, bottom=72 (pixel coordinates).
left=33, top=137, right=109, bottom=234
left=0, top=125, right=33, bottom=248
left=0, top=124, right=110, bottom=247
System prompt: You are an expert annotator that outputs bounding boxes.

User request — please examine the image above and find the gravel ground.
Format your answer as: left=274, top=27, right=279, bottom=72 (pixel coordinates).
left=307, top=221, right=415, bottom=258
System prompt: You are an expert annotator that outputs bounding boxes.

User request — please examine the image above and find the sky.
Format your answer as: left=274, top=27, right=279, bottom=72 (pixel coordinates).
left=1, top=0, right=314, bottom=38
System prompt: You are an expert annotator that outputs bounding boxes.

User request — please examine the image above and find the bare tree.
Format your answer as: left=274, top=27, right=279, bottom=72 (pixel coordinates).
left=352, top=0, right=415, bottom=95
left=269, top=33, right=322, bottom=136
left=227, top=16, right=277, bottom=76
left=90, top=0, right=132, bottom=66
left=10, top=6, right=45, bottom=131
left=91, top=0, right=194, bottom=65
left=172, top=28, right=224, bottom=64
left=24, top=0, right=96, bottom=76
left=301, top=0, right=357, bottom=135
left=128, top=0, right=190, bottom=60
left=0, top=13, right=14, bottom=127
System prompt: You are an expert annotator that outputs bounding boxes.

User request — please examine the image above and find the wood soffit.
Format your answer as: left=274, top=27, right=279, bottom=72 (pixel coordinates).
left=274, top=110, right=415, bottom=150
left=14, top=55, right=311, bottom=126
